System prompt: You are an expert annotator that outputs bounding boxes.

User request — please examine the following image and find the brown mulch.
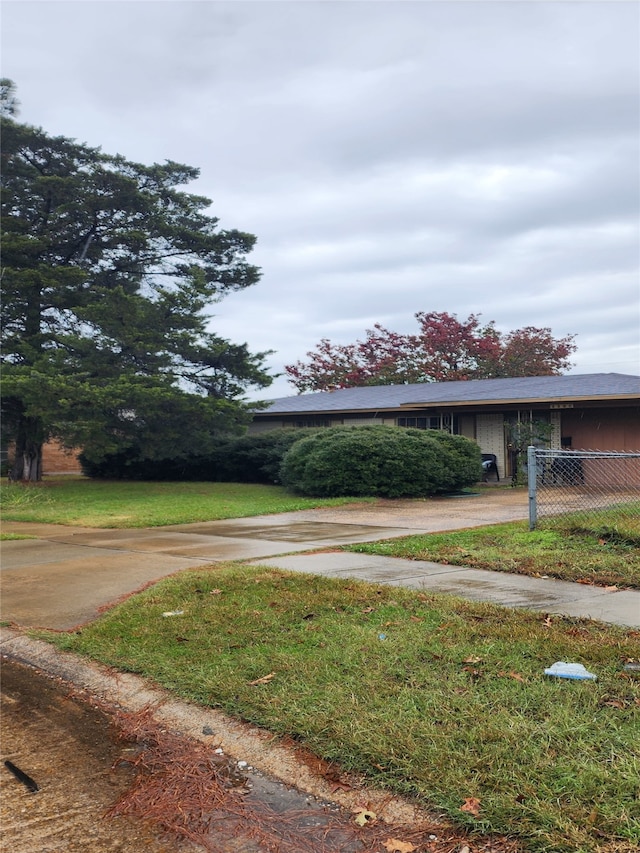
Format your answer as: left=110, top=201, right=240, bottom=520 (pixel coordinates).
left=107, top=708, right=522, bottom=853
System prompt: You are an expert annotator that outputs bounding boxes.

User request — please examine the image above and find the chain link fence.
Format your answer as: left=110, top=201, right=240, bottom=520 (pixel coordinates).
left=527, top=447, right=640, bottom=531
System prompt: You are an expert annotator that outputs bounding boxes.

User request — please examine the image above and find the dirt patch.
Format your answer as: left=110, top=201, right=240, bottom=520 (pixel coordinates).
left=1, top=658, right=197, bottom=853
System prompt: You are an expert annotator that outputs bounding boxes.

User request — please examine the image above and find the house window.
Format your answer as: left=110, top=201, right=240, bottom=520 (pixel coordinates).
left=293, top=418, right=332, bottom=428
left=397, top=415, right=458, bottom=433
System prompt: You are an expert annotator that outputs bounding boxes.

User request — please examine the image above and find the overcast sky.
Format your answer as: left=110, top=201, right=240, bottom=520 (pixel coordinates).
left=3, top=0, right=639, bottom=399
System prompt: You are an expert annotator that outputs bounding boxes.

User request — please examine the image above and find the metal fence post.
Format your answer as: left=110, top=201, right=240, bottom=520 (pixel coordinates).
left=527, top=445, right=537, bottom=530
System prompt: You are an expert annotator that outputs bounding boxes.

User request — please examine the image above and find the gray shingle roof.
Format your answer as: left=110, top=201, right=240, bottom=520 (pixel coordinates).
left=254, top=373, right=640, bottom=415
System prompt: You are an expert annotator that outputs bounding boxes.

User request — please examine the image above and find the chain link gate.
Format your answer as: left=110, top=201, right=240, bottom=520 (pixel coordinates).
left=527, top=447, right=640, bottom=530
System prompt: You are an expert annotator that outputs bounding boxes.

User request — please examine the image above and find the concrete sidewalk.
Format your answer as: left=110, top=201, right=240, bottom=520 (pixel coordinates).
left=252, top=551, right=640, bottom=627
left=1, top=491, right=638, bottom=629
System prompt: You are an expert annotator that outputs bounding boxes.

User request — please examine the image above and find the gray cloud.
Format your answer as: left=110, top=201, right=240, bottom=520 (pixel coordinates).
left=2, top=0, right=638, bottom=400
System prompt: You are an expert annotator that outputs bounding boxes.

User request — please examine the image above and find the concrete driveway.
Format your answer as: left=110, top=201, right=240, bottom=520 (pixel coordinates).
left=2, top=489, right=638, bottom=629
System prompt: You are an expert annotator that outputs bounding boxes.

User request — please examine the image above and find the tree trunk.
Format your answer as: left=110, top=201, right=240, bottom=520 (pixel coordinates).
left=10, top=416, right=44, bottom=482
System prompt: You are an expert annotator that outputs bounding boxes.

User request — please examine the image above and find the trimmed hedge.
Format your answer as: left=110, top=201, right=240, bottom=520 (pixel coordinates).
left=79, top=448, right=222, bottom=480
left=214, top=430, right=320, bottom=483
left=80, top=427, right=483, bottom=492
left=279, top=425, right=482, bottom=497
left=80, top=430, right=317, bottom=483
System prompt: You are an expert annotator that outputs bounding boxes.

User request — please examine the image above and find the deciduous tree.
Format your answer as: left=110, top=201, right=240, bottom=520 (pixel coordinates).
left=285, top=312, right=575, bottom=393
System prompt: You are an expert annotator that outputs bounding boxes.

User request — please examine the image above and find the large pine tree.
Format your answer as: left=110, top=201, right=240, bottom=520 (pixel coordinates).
left=1, top=81, right=272, bottom=480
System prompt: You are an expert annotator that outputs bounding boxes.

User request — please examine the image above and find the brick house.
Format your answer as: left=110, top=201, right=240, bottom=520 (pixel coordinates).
left=250, top=373, right=640, bottom=481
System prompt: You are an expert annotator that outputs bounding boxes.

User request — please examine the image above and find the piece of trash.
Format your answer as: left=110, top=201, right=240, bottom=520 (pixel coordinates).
left=544, top=662, right=597, bottom=681
left=623, top=662, right=640, bottom=672
left=161, top=610, right=184, bottom=617
left=378, top=633, right=387, bottom=640
left=4, top=760, right=39, bottom=793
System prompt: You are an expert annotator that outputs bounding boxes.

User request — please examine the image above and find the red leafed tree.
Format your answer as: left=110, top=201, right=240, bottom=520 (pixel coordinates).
left=491, top=326, right=576, bottom=377
left=285, top=312, right=576, bottom=392
left=407, top=312, right=503, bottom=382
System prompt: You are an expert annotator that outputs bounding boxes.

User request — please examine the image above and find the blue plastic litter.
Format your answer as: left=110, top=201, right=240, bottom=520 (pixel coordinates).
left=544, top=661, right=597, bottom=681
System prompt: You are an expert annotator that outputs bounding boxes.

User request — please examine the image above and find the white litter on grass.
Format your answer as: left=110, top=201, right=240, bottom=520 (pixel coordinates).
left=544, top=662, right=597, bottom=681
left=161, top=610, right=184, bottom=617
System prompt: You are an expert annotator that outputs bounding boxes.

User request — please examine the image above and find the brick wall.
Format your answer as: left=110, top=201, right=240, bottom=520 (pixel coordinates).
left=41, top=440, right=82, bottom=474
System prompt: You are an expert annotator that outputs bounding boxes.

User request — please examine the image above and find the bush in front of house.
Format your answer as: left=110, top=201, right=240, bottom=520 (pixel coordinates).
left=80, top=430, right=317, bottom=482
left=423, top=428, right=486, bottom=489
left=279, top=425, right=483, bottom=497
left=214, top=430, right=320, bottom=483
left=79, top=448, right=222, bottom=480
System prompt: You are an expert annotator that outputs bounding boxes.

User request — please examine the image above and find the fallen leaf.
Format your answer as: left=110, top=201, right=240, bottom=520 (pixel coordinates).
left=459, top=846, right=471, bottom=853
left=604, top=585, right=619, bottom=592
left=410, top=616, right=424, bottom=623
left=248, top=672, right=275, bottom=685
left=543, top=615, right=553, bottom=627
left=463, top=655, right=482, bottom=664
left=210, top=589, right=222, bottom=595
left=460, top=797, right=481, bottom=816
left=353, top=808, right=377, bottom=827
left=604, top=699, right=625, bottom=709
left=362, top=607, right=375, bottom=614
left=508, top=670, right=525, bottom=683
left=383, top=839, right=416, bottom=853
left=330, top=780, right=352, bottom=793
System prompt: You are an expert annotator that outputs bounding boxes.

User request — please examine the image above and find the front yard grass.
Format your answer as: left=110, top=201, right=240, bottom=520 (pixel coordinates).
left=346, top=517, right=640, bottom=589
left=45, top=565, right=640, bottom=853
left=0, top=478, right=371, bottom=528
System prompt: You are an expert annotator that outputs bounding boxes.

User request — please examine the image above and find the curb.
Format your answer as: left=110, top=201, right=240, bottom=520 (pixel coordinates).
left=0, top=627, right=436, bottom=827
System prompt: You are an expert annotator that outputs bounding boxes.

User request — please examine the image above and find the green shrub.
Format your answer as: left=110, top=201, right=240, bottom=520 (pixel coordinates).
left=215, top=430, right=318, bottom=484
left=79, top=448, right=223, bottom=480
left=79, top=430, right=315, bottom=483
left=280, top=425, right=482, bottom=497
left=424, top=428, right=485, bottom=489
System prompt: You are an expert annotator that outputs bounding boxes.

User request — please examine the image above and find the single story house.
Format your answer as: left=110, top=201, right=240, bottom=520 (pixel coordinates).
left=250, top=373, right=640, bottom=480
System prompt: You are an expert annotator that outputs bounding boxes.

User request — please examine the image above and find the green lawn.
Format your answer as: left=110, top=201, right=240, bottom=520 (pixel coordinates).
left=346, top=518, right=640, bottom=589
left=0, top=477, right=371, bottom=528
left=46, top=565, right=640, bottom=853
